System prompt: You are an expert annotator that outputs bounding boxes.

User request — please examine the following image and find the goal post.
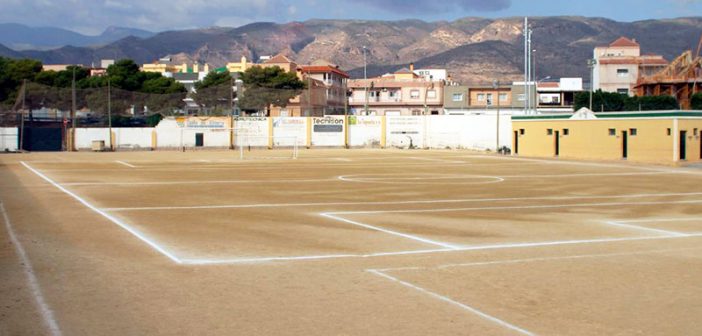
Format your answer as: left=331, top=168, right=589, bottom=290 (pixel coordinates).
left=235, top=134, right=300, bottom=160
left=177, top=127, right=299, bottom=159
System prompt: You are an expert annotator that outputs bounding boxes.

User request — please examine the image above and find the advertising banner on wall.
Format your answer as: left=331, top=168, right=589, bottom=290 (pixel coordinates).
left=311, top=116, right=345, bottom=147
left=176, top=116, right=229, bottom=129
left=386, top=116, right=425, bottom=148
left=273, top=117, right=307, bottom=146
left=348, top=116, right=382, bottom=147
left=234, top=117, right=269, bottom=147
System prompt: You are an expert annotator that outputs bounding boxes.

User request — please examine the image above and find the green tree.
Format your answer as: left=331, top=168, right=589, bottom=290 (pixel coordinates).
left=192, top=70, right=234, bottom=115
left=574, top=90, right=627, bottom=112
left=691, top=93, right=702, bottom=110
left=0, top=57, right=43, bottom=105
left=238, top=66, right=305, bottom=115
left=624, top=95, right=679, bottom=111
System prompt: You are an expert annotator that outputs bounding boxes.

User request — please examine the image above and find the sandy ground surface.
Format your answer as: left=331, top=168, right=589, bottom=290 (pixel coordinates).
left=1, top=149, right=702, bottom=335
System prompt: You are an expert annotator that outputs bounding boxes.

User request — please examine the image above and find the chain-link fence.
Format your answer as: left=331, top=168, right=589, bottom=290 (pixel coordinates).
left=0, top=80, right=350, bottom=128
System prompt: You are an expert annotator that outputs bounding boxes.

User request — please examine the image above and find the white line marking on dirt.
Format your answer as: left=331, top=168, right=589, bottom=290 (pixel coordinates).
left=603, top=220, right=687, bottom=237
left=115, top=160, right=136, bottom=168
left=62, top=178, right=336, bottom=186
left=1, top=202, right=62, bottom=336
left=338, top=174, right=504, bottom=185
left=328, top=199, right=702, bottom=215
left=181, top=233, right=702, bottom=265
left=320, top=213, right=460, bottom=250
left=432, top=247, right=702, bottom=270
left=20, top=162, right=182, bottom=264
left=367, top=269, right=535, bottom=336
left=101, top=191, right=702, bottom=212
left=180, top=248, right=452, bottom=265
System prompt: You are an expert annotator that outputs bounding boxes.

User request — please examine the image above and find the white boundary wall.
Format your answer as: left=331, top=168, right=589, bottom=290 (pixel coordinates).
left=273, top=117, right=306, bottom=146
left=0, top=127, right=18, bottom=151
left=311, top=116, right=345, bottom=147
left=75, top=128, right=154, bottom=150
left=349, top=116, right=382, bottom=147
left=70, top=115, right=516, bottom=151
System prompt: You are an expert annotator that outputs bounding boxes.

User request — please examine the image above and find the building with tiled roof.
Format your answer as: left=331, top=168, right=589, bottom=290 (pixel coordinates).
left=592, top=37, right=668, bottom=96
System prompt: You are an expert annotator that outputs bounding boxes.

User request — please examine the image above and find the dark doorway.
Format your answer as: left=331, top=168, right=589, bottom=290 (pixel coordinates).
left=195, top=133, right=204, bottom=147
left=621, top=131, right=628, bottom=159
left=513, top=130, right=519, bottom=155
left=680, top=131, right=687, bottom=161
left=21, top=125, right=63, bottom=151
left=554, top=130, right=560, bottom=156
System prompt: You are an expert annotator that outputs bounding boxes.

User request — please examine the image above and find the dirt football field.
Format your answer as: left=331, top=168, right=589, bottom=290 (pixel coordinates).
left=1, top=149, right=702, bottom=335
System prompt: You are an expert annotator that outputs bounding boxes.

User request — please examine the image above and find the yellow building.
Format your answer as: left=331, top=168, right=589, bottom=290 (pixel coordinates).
left=512, top=110, right=702, bottom=165
left=226, top=56, right=253, bottom=74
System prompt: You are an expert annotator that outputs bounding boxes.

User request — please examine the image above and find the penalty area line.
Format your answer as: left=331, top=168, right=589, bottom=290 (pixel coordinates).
left=366, top=269, right=535, bottom=336
left=115, top=160, right=137, bottom=168
left=20, top=161, right=182, bottom=264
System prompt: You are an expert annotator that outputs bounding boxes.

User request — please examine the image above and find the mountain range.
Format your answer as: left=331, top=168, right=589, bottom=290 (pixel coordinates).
left=1, top=17, right=701, bottom=84
left=0, top=23, right=154, bottom=50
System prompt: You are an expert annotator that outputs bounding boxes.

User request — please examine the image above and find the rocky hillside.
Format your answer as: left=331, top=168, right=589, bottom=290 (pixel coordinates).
left=1, top=16, right=701, bottom=84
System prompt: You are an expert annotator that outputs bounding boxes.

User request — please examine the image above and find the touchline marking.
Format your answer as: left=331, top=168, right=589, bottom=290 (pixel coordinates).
left=99, top=191, right=702, bottom=212
left=328, top=199, right=702, bottom=215
left=20, top=162, right=182, bottom=264
left=115, top=160, right=136, bottom=168
left=367, top=269, right=535, bottom=336
left=320, top=213, right=460, bottom=250
left=1, top=202, right=62, bottom=336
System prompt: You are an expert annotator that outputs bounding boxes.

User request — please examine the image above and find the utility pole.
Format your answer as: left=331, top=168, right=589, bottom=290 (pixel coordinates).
left=19, top=79, right=26, bottom=151
left=523, top=17, right=528, bottom=115
left=363, top=46, right=369, bottom=115
left=71, top=66, right=77, bottom=151
left=587, top=59, right=597, bottom=110
left=107, top=76, right=113, bottom=151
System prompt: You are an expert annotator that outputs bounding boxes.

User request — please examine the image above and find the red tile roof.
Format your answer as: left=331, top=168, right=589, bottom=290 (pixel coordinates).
left=265, top=54, right=294, bottom=64
left=301, top=65, right=350, bottom=78
left=609, top=37, right=640, bottom=48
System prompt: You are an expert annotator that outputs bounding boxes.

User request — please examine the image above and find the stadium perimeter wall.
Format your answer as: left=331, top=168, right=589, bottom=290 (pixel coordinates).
left=1, top=127, right=19, bottom=151
left=70, top=115, right=512, bottom=151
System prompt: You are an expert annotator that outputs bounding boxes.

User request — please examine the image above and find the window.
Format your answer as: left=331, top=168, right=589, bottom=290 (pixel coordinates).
left=486, top=93, right=493, bottom=106
left=609, top=128, right=616, bottom=136
left=520, top=129, right=525, bottom=135
left=410, top=90, right=420, bottom=99
left=427, top=90, right=437, bottom=99
left=517, top=94, right=526, bottom=102
left=411, top=110, right=422, bottom=116
left=563, top=129, right=569, bottom=136
left=617, top=69, right=629, bottom=77
left=499, top=93, right=508, bottom=102
left=667, top=128, right=672, bottom=136
left=694, top=128, right=699, bottom=136
left=452, top=93, right=464, bottom=102
left=477, top=93, right=486, bottom=101
left=617, top=88, right=629, bottom=95
left=629, top=128, right=637, bottom=136
left=389, top=90, right=399, bottom=98
left=547, top=129, right=553, bottom=135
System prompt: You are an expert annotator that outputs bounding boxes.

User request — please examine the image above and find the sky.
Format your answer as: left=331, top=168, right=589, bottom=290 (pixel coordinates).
left=1, top=0, right=701, bottom=35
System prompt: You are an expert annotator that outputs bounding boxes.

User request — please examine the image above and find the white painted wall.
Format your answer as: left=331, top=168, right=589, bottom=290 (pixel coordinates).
left=273, top=117, right=307, bottom=147
left=93, top=115, right=516, bottom=151
left=0, top=127, right=18, bottom=151
left=349, top=116, right=382, bottom=147
left=311, top=116, right=345, bottom=147
left=75, top=128, right=154, bottom=150
left=386, top=116, right=425, bottom=149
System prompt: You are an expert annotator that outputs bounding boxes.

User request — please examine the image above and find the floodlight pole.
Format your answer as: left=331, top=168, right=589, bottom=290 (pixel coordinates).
left=494, top=80, right=500, bottom=152
left=363, top=46, right=369, bottom=115
left=71, top=66, right=77, bottom=151
left=588, top=59, right=597, bottom=110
